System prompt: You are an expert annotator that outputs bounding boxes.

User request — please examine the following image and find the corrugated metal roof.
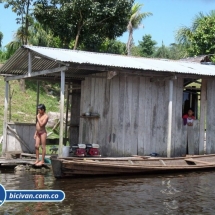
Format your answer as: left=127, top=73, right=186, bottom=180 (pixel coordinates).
left=1, top=45, right=215, bottom=77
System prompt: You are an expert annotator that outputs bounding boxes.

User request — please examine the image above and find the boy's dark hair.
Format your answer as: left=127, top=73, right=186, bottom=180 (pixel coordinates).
left=37, top=104, right=46, bottom=112
left=188, top=108, right=194, bottom=112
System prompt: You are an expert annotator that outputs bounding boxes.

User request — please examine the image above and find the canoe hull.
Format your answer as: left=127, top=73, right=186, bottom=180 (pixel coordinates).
left=50, top=154, right=215, bottom=178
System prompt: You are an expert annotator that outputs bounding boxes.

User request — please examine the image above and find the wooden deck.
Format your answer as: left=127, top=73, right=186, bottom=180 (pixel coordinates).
left=0, top=158, right=35, bottom=166
left=0, top=152, right=51, bottom=167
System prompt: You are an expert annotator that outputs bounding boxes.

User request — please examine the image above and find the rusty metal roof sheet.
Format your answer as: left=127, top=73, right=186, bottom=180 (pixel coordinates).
left=1, top=45, right=215, bottom=77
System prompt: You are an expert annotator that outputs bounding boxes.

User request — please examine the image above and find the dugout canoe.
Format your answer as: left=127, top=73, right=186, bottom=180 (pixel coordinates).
left=50, top=154, right=215, bottom=178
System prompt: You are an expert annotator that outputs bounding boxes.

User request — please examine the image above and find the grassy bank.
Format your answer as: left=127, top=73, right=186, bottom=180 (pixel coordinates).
left=0, top=78, right=61, bottom=135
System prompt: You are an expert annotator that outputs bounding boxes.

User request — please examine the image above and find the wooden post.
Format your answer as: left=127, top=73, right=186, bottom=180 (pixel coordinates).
left=9, top=84, right=11, bottom=122
left=65, top=81, right=71, bottom=139
left=199, top=79, right=207, bottom=154
left=58, top=70, right=65, bottom=157
left=70, top=88, right=81, bottom=145
left=28, top=50, right=32, bottom=77
left=167, top=79, right=173, bottom=157
left=2, top=81, right=9, bottom=155
left=36, top=81, right=40, bottom=121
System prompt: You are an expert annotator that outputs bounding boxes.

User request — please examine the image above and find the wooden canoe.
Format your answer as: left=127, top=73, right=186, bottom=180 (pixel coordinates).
left=50, top=154, right=215, bottom=178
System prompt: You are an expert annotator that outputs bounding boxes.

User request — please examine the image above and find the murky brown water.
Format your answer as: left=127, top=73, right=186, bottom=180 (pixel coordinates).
left=0, top=168, right=215, bottom=215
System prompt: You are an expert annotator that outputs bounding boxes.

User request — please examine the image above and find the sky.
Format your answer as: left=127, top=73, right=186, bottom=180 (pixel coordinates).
left=0, top=0, right=215, bottom=47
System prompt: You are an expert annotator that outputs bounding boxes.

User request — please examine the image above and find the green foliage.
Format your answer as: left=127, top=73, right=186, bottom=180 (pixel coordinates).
left=0, top=31, right=3, bottom=47
left=123, top=40, right=188, bottom=60
left=176, top=10, right=215, bottom=56
left=0, top=38, right=22, bottom=62
left=138, top=34, right=157, bottom=57
left=28, top=21, right=62, bottom=47
left=2, top=0, right=35, bottom=45
left=0, top=48, right=8, bottom=63
left=5, top=40, right=21, bottom=58
left=127, top=40, right=187, bottom=60
left=128, top=3, right=152, bottom=30
left=99, top=39, right=126, bottom=54
left=168, top=43, right=188, bottom=60
left=1, top=20, right=62, bottom=62
left=153, top=42, right=170, bottom=59
left=78, top=34, right=105, bottom=52
left=34, top=0, right=134, bottom=50
left=130, top=45, right=141, bottom=56
left=0, top=78, right=61, bottom=135
left=189, top=16, right=215, bottom=55
left=80, top=36, right=126, bottom=54
left=211, top=56, right=215, bottom=63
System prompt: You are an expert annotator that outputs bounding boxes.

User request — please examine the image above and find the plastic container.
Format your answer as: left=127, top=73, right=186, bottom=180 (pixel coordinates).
left=62, top=146, right=70, bottom=157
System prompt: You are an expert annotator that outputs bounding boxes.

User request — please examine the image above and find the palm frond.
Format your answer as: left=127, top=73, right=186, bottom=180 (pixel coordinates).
left=191, top=12, right=205, bottom=31
left=129, top=3, right=152, bottom=30
left=175, top=26, right=192, bottom=45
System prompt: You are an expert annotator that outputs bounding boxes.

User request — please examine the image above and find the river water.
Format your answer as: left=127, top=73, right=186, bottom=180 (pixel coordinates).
left=0, top=168, right=215, bottom=215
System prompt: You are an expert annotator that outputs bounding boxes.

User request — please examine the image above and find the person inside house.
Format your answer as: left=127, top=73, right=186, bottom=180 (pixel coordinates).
left=34, top=104, right=49, bottom=166
left=182, top=108, right=195, bottom=126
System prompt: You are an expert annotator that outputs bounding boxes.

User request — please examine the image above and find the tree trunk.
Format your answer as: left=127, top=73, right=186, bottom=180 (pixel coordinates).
left=127, top=25, right=133, bottom=56
left=19, top=79, right=26, bottom=92
left=24, top=0, right=30, bottom=45
left=21, top=15, right=24, bottom=45
left=73, top=26, right=82, bottom=50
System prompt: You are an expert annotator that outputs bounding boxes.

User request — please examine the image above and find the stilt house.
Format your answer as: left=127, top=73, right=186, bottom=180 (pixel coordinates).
left=1, top=46, right=215, bottom=157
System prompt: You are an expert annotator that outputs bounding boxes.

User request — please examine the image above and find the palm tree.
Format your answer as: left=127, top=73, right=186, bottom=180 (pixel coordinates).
left=175, top=10, right=215, bottom=45
left=6, top=21, right=58, bottom=57
left=153, top=41, right=170, bottom=59
left=126, top=3, right=152, bottom=56
left=28, top=22, right=58, bottom=47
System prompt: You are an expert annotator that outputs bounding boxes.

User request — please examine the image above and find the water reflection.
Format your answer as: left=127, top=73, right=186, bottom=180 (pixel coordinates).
left=161, top=178, right=180, bottom=214
left=34, top=175, right=45, bottom=189
left=0, top=170, right=215, bottom=214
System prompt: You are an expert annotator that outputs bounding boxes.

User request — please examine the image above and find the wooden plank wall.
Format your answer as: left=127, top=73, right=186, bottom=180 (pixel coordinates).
left=79, top=73, right=186, bottom=156
left=206, top=79, right=215, bottom=153
left=171, top=78, right=186, bottom=156
left=70, top=89, right=81, bottom=145
left=199, top=79, right=207, bottom=154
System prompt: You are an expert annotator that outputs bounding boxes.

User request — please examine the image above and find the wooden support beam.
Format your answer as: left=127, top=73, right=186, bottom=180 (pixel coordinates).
left=5, top=66, right=68, bottom=81
left=185, top=87, right=201, bottom=91
left=36, top=81, right=40, bottom=122
left=150, top=75, right=177, bottom=83
left=58, top=70, right=65, bottom=157
left=65, top=81, right=71, bottom=139
left=167, top=79, right=173, bottom=157
left=25, top=76, right=83, bottom=83
left=28, top=50, right=32, bottom=77
left=2, top=81, right=9, bottom=155
left=199, top=79, right=207, bottom=154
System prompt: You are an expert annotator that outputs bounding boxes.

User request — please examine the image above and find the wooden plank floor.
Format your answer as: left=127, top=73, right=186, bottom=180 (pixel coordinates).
left=0, top=158, right=51, bottom=167
left=0, top=158, right=35, bottom=165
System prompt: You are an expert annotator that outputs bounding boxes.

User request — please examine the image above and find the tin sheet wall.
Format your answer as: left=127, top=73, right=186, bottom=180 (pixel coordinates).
left=6, top=123, right=35, bottom=153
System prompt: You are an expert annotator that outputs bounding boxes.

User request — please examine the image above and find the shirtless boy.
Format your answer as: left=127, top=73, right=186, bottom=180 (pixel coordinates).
left=34, top=104, right=49, bottom=166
